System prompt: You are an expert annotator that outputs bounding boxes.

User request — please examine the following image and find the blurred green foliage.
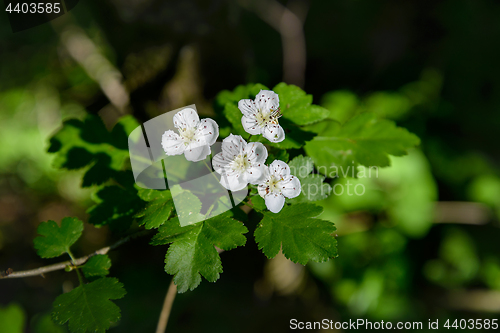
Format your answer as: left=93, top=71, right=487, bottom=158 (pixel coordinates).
left=1, top=0, right=500, bottom=332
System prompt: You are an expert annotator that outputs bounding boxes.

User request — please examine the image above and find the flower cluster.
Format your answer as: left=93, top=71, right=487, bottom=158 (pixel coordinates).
left=161, top=90, right=301, bottom=213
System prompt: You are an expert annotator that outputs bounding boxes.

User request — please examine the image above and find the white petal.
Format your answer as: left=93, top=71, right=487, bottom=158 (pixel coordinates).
left=263, top=124, right=285, bottom=143
left=161, top=130, right=185, bottom=155
left=221, top=134, right=244, bottom=159
left=220, top=172, right=247, bottom=191
left=257, top=168, right=271, bottom=196
left=255, top=90, right=279, bottom=113
left=269, top=160, right=290, bottom=178
left=197, top=118, right=219, bottom=146
left=184, top=144, right=210, bottom=162
left=281, top=175, right=301, bottom=199
left=241, top=116, right=261, bottom=135
left=245, top=166, right=264, bottom=184
left=212, top=152, right=230, bottom=174
left=258, top=184, right=268, bottom=198
left=238, top=99, right=257, bottom=117
left=173, top=108, right=200, bottom=129
left=265, top=193, right=285, bottom=213
left=245, top=142, right=268, bottom=164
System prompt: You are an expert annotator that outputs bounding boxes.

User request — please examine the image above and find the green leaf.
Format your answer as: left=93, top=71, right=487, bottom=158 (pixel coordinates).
left=0, top=303, right=25, bottom=333
left=216, top=83, right=319, bottom=147
left=267, top=148, right=289, bottom=163
left=87, top=186, right=144, bottom=231
left=304, top=112, right=420, bottom=177
left=52, top=277, right=126, bottom=333
left=151, top=212, right=248, bottom=292
left=320, top=90, right=360, bottom=124
left=255, top=118, right=316, bottom=149
left=288, top=155, right=315, bottom=175
left=82, top=255, right=111, bottom=279
left=32, top=313, right=67, bottom=333
left=292, top=174, right=332, bottom=203
left=171, top=188, right=204, bottom=226
left=34, top=218, right=83, bottom=258
left=136, top=189, right=173, bottom=229
left=250, top=195, right=266, bottom=211
left=254, top=204, right=337, bottom=265
left=48, top=115, right=139, bottom=187
left=216, top=83, right=269, bottom=107
left=287, top=155, right=332, bottom=203
left=273, top=83, right=330, bottom=126
left=222, top=104, right=247, bottom=137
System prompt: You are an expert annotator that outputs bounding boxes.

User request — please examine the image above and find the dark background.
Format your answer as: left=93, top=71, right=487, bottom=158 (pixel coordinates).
left=1, top=0, right=500, bottom=332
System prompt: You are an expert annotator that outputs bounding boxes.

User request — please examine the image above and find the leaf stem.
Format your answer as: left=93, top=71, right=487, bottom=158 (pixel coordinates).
left=67, top=249, right=77, bottom=265
left=67, top=249, right=84, bottom=285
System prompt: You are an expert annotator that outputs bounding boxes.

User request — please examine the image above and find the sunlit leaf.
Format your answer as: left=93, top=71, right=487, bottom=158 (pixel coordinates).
left=151, top=212, right=247, bottom=292
left=33, top=218, right=83, bottom=259
left=305, top=112, right=420, bottom=177
left=254, top=204, right=337, bottom=265
left=273, top=83, right=330, bottom=125
left=48, top=115, right=139, bottom=187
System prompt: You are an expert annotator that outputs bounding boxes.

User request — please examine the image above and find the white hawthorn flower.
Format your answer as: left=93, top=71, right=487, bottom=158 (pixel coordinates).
left=258, top=160, right=301, bottom=213
left=238, top=89, right=285, bottom=143
left=212, top=134, right=268, bottom=191
left=161, top=108, right=219, bottom=162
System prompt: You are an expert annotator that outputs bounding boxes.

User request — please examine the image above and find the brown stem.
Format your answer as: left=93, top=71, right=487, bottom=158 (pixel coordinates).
left=155, top=279, right=178, bottom=333
left=0, top=230, right=151, bottom=280
left=155, top=247, right=225, bottom=333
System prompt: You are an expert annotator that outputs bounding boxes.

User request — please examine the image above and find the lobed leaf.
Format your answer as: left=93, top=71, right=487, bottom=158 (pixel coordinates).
left=304, top=112, right=420, bottom=177
left=34, top=218, right=83, bottom=259
left=255, top=118, right=316, bottom=149
left=151, top=212, right=248, bottom=293
left=52, top=277, right=126, bottom=333
left=82, top=255, right=111, bottom=279
left=287, top=155, right=332, bottom=203
left=254, top=204, right=337, bottom=265
left=48, top=115, right=139, bottom=187
left=87, top=186, right=144, bottom=231
left=273, top=83, right=330, bottom=126
left=136, top=189, right=173, bottom=229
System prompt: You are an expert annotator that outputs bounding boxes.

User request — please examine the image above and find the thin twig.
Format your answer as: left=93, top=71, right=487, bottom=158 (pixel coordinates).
left=156, top=279, right=178, bottom=333
left=0, top=230, right=152, bottom=280
left=155, top=247, right=225, bottom=333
